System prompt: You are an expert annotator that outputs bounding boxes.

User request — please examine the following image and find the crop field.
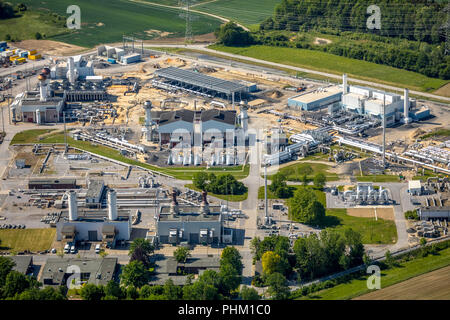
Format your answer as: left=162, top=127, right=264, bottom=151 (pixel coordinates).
left=195, top=0, right=281, bottom=27
left=7, top=0, right=221, bottom=47
left=210, top=45, right=449, bottom=93
left=354, top=265, right=450, bottom=300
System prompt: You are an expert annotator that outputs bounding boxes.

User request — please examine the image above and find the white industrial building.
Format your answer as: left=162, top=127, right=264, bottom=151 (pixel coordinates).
left=408, top=180, right=422, bottom=196
left=50, top=56, right=94, bottom=82
left=97, top=45, right=125, bottom=62
left=10, top=68, right=64, bottom=123
left=56, top=189, right=131, bottom=248
left=151, top=107, right=242, bottom=147
left=156, top=191, right=225, bottom=245
left=341, top=74, right=414, bottom=126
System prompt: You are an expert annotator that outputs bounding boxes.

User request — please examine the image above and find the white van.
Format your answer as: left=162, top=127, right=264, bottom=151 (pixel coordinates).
left=64, top=244, right=70, bottom=253
left=95, top=244, right=101, bottom=254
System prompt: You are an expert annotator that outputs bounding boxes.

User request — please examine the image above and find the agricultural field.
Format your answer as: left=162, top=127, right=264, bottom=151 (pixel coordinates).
left=195, top=0, right=281, bottom=27
left=6, top=0, right=222, bottom=47
left=299, top=246, right=450, bottom=300
left=354, top=265, right=450, bottom=300
left=0, top=229, right=56, bottom=253
left=210, top=45, right=449, bottom=93
left=10, top=130, right=250, bottom=181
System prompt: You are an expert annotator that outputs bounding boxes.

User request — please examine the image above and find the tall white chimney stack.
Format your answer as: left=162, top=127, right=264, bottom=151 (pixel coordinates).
left=68, top=191, right=78, bottom=221
left=108, top=189, right=118, bottom=221
left=342, top=74, right=348, bottom=94
left=403, top=88, right=411, bottom=124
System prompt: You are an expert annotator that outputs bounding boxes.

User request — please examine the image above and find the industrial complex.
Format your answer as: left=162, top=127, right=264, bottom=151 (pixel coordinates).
left=0, top=37, right=449, bottom=300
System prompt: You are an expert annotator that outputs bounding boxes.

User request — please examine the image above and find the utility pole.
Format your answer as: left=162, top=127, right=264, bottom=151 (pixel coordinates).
left=1, top=104, right=4, bottom=134
left=63, top=111, right=68, bottom=153
left=264, top=164, right=269, bottom=225
left=382, top=94, right=386, bottom=169
left=180, top=0, right=193, bottom=44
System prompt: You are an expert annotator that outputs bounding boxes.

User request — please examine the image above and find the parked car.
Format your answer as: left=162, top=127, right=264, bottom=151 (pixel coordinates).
left=95, top=244, right=101, bottom=254
left=70, top=245, right=76, bottom=254
left=64, top=244, right=70, bottom=254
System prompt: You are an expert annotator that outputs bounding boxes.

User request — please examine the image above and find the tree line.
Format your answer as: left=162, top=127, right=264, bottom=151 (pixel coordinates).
left=261, top=0, right=448, bottom=45
left=214, top=0, right=450, bottom=80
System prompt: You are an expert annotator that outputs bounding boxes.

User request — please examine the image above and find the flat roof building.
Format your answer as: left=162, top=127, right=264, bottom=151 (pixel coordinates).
left=408, top=180, right=422, bottom=196
left=156, top=191, right=224, bottom=245
left=288, top=86, right=342, bottom=111
left=155, top=67, right=248, bottom=101
left=28, top=178, right=77, bottom=190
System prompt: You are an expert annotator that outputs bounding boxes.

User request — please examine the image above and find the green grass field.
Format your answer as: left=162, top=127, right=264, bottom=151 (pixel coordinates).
left=10, top=129, right=57, bottom=144
left=210, top=45, right=449, bottom=93
left=356, top=175, right=400, bottom=183
left=185, top=184, right=248, bottom=202
left=11, top=130, right=249, bottom=180
left=268, top=162, right=339, bottom=182
left=0, top=10, right=68, bottom=42
left=323, top=209, right=397, bottom=245
left=195, top=0, right=281, bottom=27
left=6, top=0, right=221, bottom=47
left=0, top=229, right=56, bottom=253
left=299, top=246, right=450, bottom=300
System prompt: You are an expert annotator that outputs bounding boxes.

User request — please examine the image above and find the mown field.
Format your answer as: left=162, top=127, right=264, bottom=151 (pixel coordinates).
left=195, top=0, right=281, bottom=27
left=299, top=246, right=450, bottom=300
left=11, top=130, right=250, bottom=181
left=6, top=0, right=221, bottom=47
left=0, top=229, right=56, bottom=253
left=210, top=45, right=449, bottom=93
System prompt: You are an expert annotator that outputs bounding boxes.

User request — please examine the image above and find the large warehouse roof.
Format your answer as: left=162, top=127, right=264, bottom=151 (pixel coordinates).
left=155, top=67, right=248, bottom=95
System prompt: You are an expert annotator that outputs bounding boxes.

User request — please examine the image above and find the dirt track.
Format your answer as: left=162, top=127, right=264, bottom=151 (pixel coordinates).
left=354, top=265, right=450, bottom=300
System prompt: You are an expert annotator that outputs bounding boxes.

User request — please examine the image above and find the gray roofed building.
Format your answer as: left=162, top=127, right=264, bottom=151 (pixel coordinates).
left=85, top=180, right=105, bottom=208
left=10, top=256, right=33, bottom=275
left=155, top=67, right=248, bottom=96
left=40, top=257, right=118, bottom=287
